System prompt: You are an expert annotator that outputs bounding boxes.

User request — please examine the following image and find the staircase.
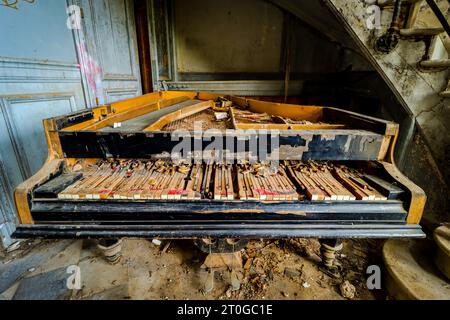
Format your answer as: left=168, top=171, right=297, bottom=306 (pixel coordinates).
left=319, top=0, right=450, bottom=227
left=383, top=225, right=450, bottom=300
left=271, top=0, right=449, bottom=185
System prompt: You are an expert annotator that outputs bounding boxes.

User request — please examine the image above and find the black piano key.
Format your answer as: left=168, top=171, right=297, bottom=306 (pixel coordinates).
left=34, top=173, right=83, bottom=198
left=362, top=175, right=404, bottom=200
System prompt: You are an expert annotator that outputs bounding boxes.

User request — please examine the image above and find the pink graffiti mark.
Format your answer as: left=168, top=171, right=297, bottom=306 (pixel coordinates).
left=77, top=43, right=102, bottom=96
left=168, top=189, right=189, bottom=196
left=254, top=189, right=280, bottom=196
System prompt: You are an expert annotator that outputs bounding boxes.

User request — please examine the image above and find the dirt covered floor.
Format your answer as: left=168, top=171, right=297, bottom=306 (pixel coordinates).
left=0, top=238, right=386, bottom=300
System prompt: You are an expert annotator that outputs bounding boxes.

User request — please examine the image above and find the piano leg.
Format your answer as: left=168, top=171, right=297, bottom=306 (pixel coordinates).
left=319, top=239, right=343, bottom=278
left=97, top=239, right=123, bottom=265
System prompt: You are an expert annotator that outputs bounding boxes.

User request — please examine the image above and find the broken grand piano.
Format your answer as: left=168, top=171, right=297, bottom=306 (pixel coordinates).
left=13, top=91, right=426, bottom=239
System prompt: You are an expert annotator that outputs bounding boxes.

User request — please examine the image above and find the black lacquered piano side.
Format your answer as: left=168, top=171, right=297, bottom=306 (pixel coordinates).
left=29, top=199, right=408, bottom=223
left=13, top=223, right=425, bottom=239
left=58, top=130, right=386, bottom=161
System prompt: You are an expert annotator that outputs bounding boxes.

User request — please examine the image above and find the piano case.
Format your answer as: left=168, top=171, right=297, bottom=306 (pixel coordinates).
left=13, top=92, right=426, bottom=239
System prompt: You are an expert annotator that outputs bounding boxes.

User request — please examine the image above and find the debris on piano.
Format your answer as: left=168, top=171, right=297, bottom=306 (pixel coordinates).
left=232, top=109, right=274, bottom=124
left=162, top=109, right=231, bottom=132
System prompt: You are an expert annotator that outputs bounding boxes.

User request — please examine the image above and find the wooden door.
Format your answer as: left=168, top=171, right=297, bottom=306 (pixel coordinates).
left=76, top=0, right=142, bottom=105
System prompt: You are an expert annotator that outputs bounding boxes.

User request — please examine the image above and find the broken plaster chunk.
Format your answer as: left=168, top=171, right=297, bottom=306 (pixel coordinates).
left=113, top=122, right=122, bottom=129
left=72, top=163, right=83, bottom=172
left=152, top=239, right=162, bottom=246
left=284, top=267, right=300, bottom=278
left=214, top=112, right=228, bottom=121
left=6, top=241, right=21, bottom=253
left=340, top=280, right=356, bottom=299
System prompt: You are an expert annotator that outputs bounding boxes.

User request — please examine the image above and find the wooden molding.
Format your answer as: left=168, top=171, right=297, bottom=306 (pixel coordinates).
left=381, top=161, right=427, bottom=224
left=83, top=96, right=190, bottom=131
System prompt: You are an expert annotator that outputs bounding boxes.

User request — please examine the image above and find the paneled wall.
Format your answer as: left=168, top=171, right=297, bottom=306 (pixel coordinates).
left=0, top=1, right=86, bottom=246
left=149, top=0, right=368, bottom=95
left=174, top=0, right=284, bottom=74
left=0, top=0, right=141, bottom=247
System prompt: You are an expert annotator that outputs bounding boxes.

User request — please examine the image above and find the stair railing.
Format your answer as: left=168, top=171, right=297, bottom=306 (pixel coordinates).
left=375, top=0, right=450, bottom=53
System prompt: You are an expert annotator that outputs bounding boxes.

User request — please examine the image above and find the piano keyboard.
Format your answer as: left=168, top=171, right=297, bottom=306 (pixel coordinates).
left=56, top=160, right=390, bottom=201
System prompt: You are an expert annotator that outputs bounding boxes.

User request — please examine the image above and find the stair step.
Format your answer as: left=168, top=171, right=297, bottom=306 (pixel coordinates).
left=433, top=226, right=450, bottom=281
left=384, top=239, right=450, bottom=299
left=400, top=28, right=444, bottom=37
left=420, top=59, right=450, bottom=69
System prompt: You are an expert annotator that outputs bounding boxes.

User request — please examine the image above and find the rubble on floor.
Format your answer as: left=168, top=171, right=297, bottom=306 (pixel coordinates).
left=0, top=238, right=386, bottom=300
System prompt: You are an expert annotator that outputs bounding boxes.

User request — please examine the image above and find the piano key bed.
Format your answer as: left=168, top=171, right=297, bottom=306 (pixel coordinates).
left=34, top=160, right=403, bottom=202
